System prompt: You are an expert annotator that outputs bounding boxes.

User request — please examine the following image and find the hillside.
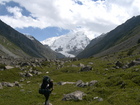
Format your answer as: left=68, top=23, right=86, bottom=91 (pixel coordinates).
left=77, top=15, right=140, bottom=58
left=0, top=20, right=56, bottom=59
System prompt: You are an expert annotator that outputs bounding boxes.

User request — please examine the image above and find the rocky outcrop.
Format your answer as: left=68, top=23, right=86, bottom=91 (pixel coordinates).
left=62, top=91, right=86, bottom=101
left=114, top=58, right=140, bottom=69
left=19, top=69, right=42, bottom=77
left=1, top=81, right=21, bottom=88
left=128, top=58, right=140, bottom=67
left=76, top=80, right=98, bottom=87
left=80, top=65, right=92, bottom=72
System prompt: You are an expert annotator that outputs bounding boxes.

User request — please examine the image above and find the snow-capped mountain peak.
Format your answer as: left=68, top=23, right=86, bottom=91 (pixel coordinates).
left=41, top=31, right=90, bottom=57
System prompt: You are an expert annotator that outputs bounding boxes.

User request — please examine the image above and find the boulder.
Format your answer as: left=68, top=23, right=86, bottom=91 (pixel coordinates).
left=77, top=63, right=85, bottom=67
left=62, top=91, right=86, bottom=101
left=80, top=65, right=92, bottom=72
left=71, top=64, right=78, bottom=67
left=20, top=78, right=25, bottom=82
left=14, top=81, right=20, bottom=87
left=89, top=80, right=98, bottom=86
left=5, top=65, right=14, bottom=69
left=128, top=60, right=140, bottom=67
left=76, top=80, right=88, bottom=87
left=88, top=62, right=94, bottom=65
left=25, top=72, right=33, bottom=77
left=115, top=61, right=123, bottom=68
left=19, top=72, right=26, bottom=77
left=20, top=62, right=30, bottom=67
left=94, top=97, right=103, bottom=102
left=7, top=83, right=15, bottom=87
left=2, top=82, right=15, bottom=87
left=36, top=71, right=42, bottom=75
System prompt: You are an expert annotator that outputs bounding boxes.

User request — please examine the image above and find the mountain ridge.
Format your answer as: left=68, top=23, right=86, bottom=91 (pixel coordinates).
left=77, top=15, right=140, bottom=58
left=0, top=20, right=56, bottom=59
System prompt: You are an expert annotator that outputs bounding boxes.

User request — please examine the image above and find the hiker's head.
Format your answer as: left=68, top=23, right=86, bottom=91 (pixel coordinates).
left=43, top=76, right=50, bottom=83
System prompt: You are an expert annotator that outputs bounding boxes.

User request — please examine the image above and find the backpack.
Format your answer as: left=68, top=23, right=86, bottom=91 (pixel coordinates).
left=39, top=76, right=51, bottom=95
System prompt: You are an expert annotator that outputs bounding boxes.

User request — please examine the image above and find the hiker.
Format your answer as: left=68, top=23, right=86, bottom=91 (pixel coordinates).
left=39, top=76, right=54, bottom=105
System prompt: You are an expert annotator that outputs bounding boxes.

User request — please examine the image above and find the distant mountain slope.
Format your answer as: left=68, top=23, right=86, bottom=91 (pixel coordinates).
left=0, top=20, right=56, bottom=59
left=41, top=31, right=90, bottom=57
left=77, top=15, right=140, bottom=58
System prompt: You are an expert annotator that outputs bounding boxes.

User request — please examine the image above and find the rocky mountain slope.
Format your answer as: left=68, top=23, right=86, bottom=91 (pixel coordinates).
left=77, top=15, right=140, bottom=58
left=0, top=20, right=56, bottom=59
left=41, top=31, right=90, bottom=57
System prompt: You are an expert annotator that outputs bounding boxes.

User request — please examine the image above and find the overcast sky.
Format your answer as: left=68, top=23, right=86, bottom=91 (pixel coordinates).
left=0, top=0, right=140, bottom=41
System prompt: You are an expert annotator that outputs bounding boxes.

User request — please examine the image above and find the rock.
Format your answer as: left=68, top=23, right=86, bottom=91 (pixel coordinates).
left=14, top=81, right=20, bottom=87
left=46, top=71, right=49, bottom=74
left=135, top=58, right=140, bottom=61
left=31, top=70, right=38, bottom=74
left=89, top=80, right=98, bottom=86
left=36, top=71, right=42, bottom=75
left=25, top=72, right=33, bottom=77
left=2, top=82, right=15, bottom=87
left=1, top=82, right=8, bottom=86
left=20, top=89, right=25, bottom=92
left=20, top=62, right=30, bottom=67
left=20, top=78, right=25, bottom=82
left=62, top=91, right=86, bottom=101
left=76, top=80, right=88, bottom=87
left=58, top=82, right=75, bottom=85
left=77, top=63, right=85, bottom=67
left=5, top=65, right=14, bottom=69
left=88, top=62, right=94, bottom=65
left=19, top=72, right=26, bottom=77
left=80, top=65, right=92, bottom=72
left=71, top=64, right=78, bottom=67
left=27, top=81, right=31, bottom=84
left=105, top=68, right=109, bottom=71
left=131, top=60, right=140, bottom=65
left=98, top=98, right=103, bottom=102
left=43, top=102, right=52, bottom=105
left=94, top=97, right=103, bottom=102
left=115, top=61, right=123, bottom=68
left=7, top=83, right=15, bottom=87
left=128, top=60, right=136, bottom=67
left=122, top=65, right=129, bottom=69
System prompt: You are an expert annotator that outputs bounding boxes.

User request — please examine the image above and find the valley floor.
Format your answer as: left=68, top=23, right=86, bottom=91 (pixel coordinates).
left=0, top=51, right=140, bottom=105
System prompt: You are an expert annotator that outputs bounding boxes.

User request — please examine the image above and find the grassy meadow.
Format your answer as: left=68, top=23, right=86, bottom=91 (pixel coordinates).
left=0, top=50, right=140, bottom=105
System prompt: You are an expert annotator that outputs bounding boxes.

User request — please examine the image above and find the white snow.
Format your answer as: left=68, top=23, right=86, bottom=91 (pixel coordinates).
left=24, top=35, right=35, bottom=40
left=41, top=31, right=91, bottom=57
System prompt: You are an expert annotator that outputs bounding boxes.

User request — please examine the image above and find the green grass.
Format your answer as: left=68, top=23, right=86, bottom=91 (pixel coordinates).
left=0, top=50, right=140, bottom=105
